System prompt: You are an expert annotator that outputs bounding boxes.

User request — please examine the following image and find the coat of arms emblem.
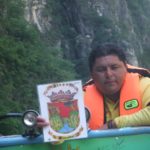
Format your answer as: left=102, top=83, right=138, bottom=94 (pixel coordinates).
left=37, top=80, right=87, bottom=142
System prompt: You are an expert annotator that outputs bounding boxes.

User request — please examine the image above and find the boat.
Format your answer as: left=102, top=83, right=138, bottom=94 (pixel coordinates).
left=1, top=110, right=150, bottom=150
left=0, top=126, right=150, bottom=150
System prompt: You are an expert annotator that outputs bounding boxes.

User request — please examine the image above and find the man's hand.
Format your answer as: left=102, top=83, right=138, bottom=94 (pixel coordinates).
left=99, top=124, right=108, bottom=130
left=99, top=120, right=117, bottom=130
left=36, top=116, right=49, bottom=128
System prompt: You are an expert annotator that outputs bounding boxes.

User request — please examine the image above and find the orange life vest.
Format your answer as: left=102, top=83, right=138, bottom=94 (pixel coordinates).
left=127, top=64, right=150, bottom=77
left=84, top=72, right=142, bottom=130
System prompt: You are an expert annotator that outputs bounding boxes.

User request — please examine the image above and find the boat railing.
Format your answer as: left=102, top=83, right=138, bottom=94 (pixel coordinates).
left=1, top=126, right=150, bottom=147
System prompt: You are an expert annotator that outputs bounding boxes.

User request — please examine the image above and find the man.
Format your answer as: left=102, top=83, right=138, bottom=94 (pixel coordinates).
left=84, top=43, right=150, bottom=129
left=37, top=43, right=150, bottom=130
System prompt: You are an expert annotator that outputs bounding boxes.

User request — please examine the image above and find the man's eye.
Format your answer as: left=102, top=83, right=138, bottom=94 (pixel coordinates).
left=112, top=66, right=119, bottom=70
left=96, top=68, right=105, bottom=72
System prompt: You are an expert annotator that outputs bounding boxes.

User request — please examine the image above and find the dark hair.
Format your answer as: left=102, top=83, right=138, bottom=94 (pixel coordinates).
left=89, top=43, right=127, bottom=72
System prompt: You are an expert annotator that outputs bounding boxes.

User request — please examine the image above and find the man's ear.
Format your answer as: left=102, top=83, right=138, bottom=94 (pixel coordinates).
left=90, top=72, right=94, bottom=81
left=124, top=62, right=128, bottom=70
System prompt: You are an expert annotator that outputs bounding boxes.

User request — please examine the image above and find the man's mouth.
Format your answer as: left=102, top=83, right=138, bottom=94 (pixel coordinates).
left=105, top=80, right=115, bottom=84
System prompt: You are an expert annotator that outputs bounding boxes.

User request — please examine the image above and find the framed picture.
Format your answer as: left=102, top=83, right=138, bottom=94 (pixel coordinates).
left=37, top=80, right=87, bottom=142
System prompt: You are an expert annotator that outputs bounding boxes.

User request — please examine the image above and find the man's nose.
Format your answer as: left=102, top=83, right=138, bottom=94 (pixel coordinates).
left=105, top=68, right=113, bottom=77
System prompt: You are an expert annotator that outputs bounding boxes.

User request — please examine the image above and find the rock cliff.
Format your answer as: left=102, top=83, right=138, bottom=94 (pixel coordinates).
left=24, top=0, right=150, bottom=78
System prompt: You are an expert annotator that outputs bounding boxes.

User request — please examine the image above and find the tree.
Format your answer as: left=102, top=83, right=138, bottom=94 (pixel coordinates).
left=0, top=0, right=76, bottom=135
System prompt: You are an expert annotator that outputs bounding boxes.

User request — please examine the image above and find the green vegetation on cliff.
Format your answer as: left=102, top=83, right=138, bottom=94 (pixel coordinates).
left=0, top=0, right=76, bottom=135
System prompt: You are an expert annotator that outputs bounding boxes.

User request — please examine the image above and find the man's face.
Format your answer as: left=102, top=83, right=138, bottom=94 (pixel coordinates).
left=91, top=55, right=127, bottom=96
